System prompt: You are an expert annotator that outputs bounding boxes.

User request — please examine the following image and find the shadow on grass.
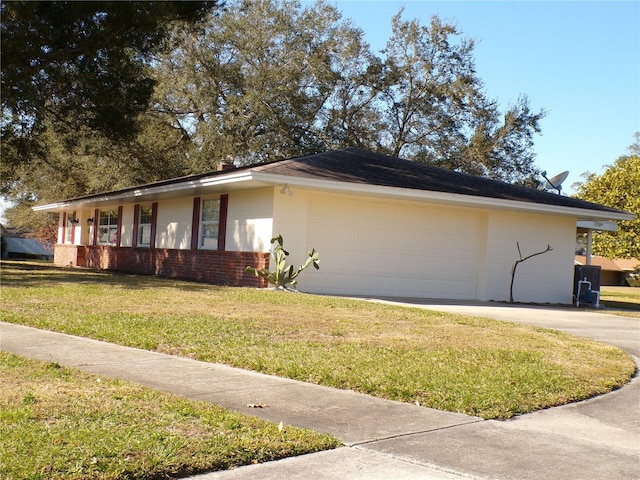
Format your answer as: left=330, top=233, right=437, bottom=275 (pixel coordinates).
left=1, top=260, right=221, bottom=293
left=601, top=300, right=640, bottom=312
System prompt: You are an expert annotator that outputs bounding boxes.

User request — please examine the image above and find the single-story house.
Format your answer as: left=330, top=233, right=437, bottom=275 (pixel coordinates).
left=33, top=148, right=634, bottom=303
left=575, top=255, right=640, bottom=286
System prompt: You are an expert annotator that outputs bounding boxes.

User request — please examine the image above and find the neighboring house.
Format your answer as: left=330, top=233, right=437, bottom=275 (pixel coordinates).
left=575, top=255, right=640, bottom=286
left=1, top=225, right=54, bottom=260
left=33, top=148, right=634, bottom=303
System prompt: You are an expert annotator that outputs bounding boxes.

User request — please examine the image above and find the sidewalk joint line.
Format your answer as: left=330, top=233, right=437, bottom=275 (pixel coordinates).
left=348, top=418, right=485, bottom=447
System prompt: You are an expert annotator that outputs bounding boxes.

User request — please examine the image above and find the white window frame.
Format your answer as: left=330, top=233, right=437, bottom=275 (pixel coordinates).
left=97, top=209, right=119, bottom=246
left=199, top=197, right=220, bottom=249
left=137, top=205, right=153, bottom=247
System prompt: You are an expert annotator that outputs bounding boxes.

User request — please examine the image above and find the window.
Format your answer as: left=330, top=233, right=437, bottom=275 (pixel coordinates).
left=138, top=205, right=153, bottom=247
left=199, top=198, right=220, bottom=249
left=98, top=210, right=119, bottom=245
left=64, top=212, right=74, bottom=244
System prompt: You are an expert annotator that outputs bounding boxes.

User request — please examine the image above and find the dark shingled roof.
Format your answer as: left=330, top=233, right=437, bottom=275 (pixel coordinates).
left=43, top=148, right=630, bottom=217
left=253, top=148, right=627, bottom=215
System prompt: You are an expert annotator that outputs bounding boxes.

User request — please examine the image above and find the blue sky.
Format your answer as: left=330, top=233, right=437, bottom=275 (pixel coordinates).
left=324, top=0, right=640, bottom=193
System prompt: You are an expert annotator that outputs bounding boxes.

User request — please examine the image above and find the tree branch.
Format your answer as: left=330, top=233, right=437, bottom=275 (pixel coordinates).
left=510, top=242, right=553, bottom=303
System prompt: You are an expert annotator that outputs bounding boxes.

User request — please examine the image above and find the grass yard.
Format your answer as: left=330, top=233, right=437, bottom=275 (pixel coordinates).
left=0, top=352, right=339, bottom=480
left=1, top=261, right=635, bottom=422
left=600, top=286, right=640, bottom=318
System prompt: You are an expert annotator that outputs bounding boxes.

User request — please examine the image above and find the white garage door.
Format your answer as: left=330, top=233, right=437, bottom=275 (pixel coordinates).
left=303, top=193, right=482, bottom=299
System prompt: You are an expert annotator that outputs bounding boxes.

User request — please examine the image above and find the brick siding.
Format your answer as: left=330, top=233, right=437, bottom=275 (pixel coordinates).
left=53, top=245, right=269, bottom=287
left=54, top=244, right=86, bottom=267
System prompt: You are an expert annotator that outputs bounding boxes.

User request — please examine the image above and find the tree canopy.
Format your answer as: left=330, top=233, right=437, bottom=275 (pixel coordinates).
left=151, top=2, right=545, bottom=181
left=574, top=134, right=640, bottom=259
left=150, top=0, right=370, bottom=166
left=1, top=0, right=218, bottom=230
left=1, top=1, right=216, bottom=140
left=373, top=13, right=544, bottom=183
left=2, top=0, right=547, bottom=233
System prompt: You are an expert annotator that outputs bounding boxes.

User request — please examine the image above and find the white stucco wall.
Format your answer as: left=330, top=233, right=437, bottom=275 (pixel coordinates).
left=57, top=219, right=64, bottom=244
left=272, top=189, right=576, bottom=303
left=119, top=205, right=135, bottom=248
left=226, top=188, right=274, bottom=252
left=274, top=189, right=484, bottom=299
left=57, top=184, right=578, bottom=304
left=77, top=212, right=92, bottom=245
left=272, top=187, right=310, bottom=262
left=155, top=197, right=193, bottom=250
left=482, top=211, right=576, bottom=304
left=57, top=214, right=71, bottom=244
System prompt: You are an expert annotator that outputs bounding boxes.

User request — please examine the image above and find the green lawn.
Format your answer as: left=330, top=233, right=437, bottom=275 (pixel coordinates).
left=2, top=261, right=636, bottom=478
left=599, top=286, right=640, bottom=318
left=1, top=352, right=339, bottom=480
left=2, top=261, right=635, bottom=421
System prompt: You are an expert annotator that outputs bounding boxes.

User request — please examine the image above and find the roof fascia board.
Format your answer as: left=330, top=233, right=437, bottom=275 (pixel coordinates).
left=33, top=171, right=257, bottom=212
left=34, top=168, right=635, bottom=223
left=576, top=220, right=618, bottom=232
left=253, top=172, right=635, bottom=222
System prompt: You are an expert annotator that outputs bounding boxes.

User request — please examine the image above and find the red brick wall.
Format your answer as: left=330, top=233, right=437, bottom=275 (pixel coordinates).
left=54, top=245, right=269, bottom=287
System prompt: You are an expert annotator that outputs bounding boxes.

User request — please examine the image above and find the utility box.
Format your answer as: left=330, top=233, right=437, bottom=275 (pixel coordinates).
left=574, top=265, right=601, bottom=303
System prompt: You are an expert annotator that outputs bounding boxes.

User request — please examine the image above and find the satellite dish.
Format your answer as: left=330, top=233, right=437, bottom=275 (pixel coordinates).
left=542, top=170, right=569, bottom=194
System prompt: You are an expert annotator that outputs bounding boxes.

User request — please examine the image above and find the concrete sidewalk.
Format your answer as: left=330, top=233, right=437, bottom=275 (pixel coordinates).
left=2, top=302, right=639, bottom=479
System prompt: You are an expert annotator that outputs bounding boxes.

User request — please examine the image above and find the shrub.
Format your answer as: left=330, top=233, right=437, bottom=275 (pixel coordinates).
left=245, top=235, right=319, bottom=289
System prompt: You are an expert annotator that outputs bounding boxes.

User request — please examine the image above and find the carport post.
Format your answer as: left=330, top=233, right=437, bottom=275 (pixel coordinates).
left=577, top=221, right=619, bottom=267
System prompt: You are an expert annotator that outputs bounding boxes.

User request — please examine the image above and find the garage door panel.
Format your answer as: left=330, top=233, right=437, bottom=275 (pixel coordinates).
left=306, top=194, right=480, bottom=299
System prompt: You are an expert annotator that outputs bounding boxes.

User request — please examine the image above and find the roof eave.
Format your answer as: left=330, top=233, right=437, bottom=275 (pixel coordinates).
left=253, top=172, right=635, bottom=222
left=33, top=171, right=259, bottom=212
left=33, top=169, right=635, bottom=223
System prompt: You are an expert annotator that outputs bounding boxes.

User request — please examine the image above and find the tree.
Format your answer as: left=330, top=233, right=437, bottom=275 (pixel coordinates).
left=1, top=1, right=218, bottom=230
left=574, top=135, right=640, bottom=258
left=1, top=1, right=217, bottom=141
left=510, top=242, right=552, bottom=303
left=369, top=12, right=545, bottom=184
left=152, top=2, right=545, bottom=181
left=150, top=0, right=372, bottom=165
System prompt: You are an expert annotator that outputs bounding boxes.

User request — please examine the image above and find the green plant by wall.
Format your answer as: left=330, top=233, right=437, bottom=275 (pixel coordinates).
left=245, top=235, right=319, bottom=290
